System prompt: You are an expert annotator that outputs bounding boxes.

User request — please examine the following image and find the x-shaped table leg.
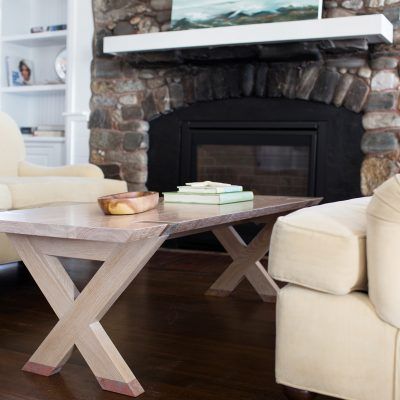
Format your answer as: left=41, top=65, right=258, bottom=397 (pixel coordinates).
left=8, top=233, right=166, bottom=397
left=206, top=222, right=279, bottom=302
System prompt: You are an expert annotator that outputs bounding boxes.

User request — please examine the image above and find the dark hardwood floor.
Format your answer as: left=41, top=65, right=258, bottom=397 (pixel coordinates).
left=0, top=250, right=334, bottom=400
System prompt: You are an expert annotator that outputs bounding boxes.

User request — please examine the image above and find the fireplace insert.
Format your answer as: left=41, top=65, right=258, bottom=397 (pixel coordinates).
left=148, top=97, right=363, bottom=249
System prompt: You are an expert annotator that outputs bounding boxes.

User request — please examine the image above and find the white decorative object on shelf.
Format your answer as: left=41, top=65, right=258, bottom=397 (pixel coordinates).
left=0, top=0, right=93, bottom=166
left=104, top=14, right=393, bottom=54
left=55, top=48, right=67, bottom=82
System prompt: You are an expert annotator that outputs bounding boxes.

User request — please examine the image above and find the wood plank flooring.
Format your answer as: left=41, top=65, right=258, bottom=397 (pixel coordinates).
left=0, top=250, right=334, bottom=400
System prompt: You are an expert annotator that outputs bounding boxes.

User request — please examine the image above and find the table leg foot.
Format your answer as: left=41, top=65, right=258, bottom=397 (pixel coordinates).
left=22, top=361, right=62, bottom=376
left=97, top=377, right=145, bottom=397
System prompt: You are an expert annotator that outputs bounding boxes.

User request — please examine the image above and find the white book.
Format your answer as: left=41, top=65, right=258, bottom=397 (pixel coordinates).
left=33, top=130, right=64, bottom=137
left=177, top=185, right=243, bottom=194
left=186, top=181, right=232, bottom=188
left=34, top=125, right=64, bottom=131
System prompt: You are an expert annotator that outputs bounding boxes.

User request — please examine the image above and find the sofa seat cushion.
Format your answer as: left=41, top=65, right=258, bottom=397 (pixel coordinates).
left=269, top=197, right=370, bottom=295
left=0, top=177, right=127, bottom=209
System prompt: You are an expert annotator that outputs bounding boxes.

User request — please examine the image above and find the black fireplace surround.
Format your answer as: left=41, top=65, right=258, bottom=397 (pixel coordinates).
left=148, top=98, right=363, bottom=203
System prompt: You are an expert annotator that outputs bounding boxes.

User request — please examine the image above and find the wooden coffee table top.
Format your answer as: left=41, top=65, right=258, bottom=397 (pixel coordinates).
left=0, top=196, right=321, bottom=243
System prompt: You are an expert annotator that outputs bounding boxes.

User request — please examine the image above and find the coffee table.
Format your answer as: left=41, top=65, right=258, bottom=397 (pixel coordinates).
left=0, top=196, right=320, bottom=397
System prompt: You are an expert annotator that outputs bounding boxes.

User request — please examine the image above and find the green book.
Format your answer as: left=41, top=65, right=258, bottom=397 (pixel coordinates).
left=163, top=191, right=254, bottom=205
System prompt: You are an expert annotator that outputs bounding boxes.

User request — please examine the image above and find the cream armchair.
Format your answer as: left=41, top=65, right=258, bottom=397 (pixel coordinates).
left=0, top=111, right=127, bottom=263
left=268, top=176, right=400, bottom=400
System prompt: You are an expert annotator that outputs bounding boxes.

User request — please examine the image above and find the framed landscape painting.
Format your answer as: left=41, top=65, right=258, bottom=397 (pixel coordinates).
left=171, top=0, right=323, bottom=31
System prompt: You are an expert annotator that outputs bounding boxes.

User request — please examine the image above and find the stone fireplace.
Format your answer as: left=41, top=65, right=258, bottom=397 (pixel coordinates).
left=147, top=98, right=363, bottom=203
left=90, top=0, right=400, bottom=197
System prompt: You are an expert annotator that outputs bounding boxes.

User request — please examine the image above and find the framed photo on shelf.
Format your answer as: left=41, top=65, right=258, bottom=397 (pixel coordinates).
left=171, top=0, right=323, bottom=31
left=5, top=56, right=35, bottom=86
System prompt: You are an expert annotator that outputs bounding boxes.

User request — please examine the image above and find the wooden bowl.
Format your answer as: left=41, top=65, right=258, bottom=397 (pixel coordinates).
left=98, top=191, right=159, bottom=215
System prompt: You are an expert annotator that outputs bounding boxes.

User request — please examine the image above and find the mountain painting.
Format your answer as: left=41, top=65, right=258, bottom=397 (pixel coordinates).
left=171, top=0, right=323, bottom=31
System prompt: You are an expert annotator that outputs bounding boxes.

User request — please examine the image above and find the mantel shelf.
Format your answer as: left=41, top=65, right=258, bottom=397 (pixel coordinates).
left=104, top=14, right=393, bottom=54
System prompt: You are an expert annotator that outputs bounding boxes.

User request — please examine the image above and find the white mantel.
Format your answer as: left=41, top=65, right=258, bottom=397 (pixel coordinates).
left=104, top=14, right=393, bottom=54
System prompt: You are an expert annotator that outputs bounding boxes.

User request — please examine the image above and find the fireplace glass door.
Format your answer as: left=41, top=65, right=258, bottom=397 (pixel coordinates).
left=181, top=122, right=321, bottom=197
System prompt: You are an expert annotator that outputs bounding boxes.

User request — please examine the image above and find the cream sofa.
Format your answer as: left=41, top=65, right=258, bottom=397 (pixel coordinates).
left=269, top=175, right=400, bottom=400
left=0, top=112, right=127, bottom=264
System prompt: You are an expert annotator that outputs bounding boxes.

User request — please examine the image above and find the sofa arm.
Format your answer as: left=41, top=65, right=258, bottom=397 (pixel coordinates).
left=0, top=184, right=12, bottom=210
left=18, top=161, right=104, bottom=178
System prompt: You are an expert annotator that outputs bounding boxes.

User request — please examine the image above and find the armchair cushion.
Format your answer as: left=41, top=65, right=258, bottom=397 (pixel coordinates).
left=0, top=177, right=127, bottom=209
left=18, top=161, right=104, bottom=178
left=269, top=197, right=370, bottom=295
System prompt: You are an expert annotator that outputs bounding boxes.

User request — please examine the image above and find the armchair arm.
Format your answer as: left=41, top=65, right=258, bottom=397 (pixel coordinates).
left=0, top=184, right=12, bottom=210
left=18, top=161, right=104, bottom=178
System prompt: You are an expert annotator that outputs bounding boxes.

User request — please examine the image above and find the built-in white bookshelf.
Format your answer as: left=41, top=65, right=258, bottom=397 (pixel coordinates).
left=0, top=0, right=93, bottom=166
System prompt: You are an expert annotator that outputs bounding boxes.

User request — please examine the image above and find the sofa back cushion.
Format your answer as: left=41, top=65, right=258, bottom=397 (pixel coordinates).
left=0, top=112, right=25, bottom=176
left=269, top=197, right=369, bottom=295
left=367, top=175, right=400, bottom=328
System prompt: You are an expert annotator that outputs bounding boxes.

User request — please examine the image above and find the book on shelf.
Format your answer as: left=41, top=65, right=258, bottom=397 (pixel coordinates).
left=20, top=127, right=33, bottom=135
left=31, top=24, right=67, bottom=34
left=177, top=185, right=243, bottom=194
left=33, top=130, right=64, bottom=138
left=35, top=125, right=64, bottom=131
left=19, top=125, right=64, bottom=137
left=163, top=191, right=254, bottom=205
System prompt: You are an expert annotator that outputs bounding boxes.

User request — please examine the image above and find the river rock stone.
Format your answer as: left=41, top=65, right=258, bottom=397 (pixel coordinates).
left=371, top=57, right=399, bottom=69
left=123, top=132, right=149, bottom=151
left=121, top=105, right=144, bottom=120
left=150, top=0, right=172, bottom=11
left=363, top=112, right=400, bottom=129
left=371, top=71, right=400, bottom=90
left=361, top=131, right=399, bottom=154
left=333, top=74, right=354, bottom=107
left=343, top=77, right=370, bottom=112
left=365, top=91, right=398, bottom=111
left=242, top=64, right=255, bottom=96
left=310, top=68, right=341, bottom=104
left=255, top=64, right=268, bottom=97
left=89, top=109, right=112, bottom=129
left=90, top=130, right=122, bottom=150
left=296, top=63, right=320, bottom=100
left=366, top=0, right=384, bottom=6
left=342, top=0, right=364, bottom=9
left=194, top=71, right=213, bottom=101
left=361, top=156, right=399, bottom=195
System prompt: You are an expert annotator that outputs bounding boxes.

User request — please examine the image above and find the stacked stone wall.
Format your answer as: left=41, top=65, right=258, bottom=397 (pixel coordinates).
left=91, top=0, right=400, bottom=194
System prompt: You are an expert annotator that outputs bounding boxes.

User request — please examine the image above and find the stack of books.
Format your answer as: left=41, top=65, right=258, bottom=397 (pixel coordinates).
left=163, top=181, right=254, bottom=205
left=20, top=125, right=65, bottom=138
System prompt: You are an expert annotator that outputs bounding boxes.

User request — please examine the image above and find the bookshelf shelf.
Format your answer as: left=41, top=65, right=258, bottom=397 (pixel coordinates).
left=0, top=84, right=66, bottom=94
left=23, top=136, right=66, bottom=143
left=2, top=30, right=67, bottom=47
